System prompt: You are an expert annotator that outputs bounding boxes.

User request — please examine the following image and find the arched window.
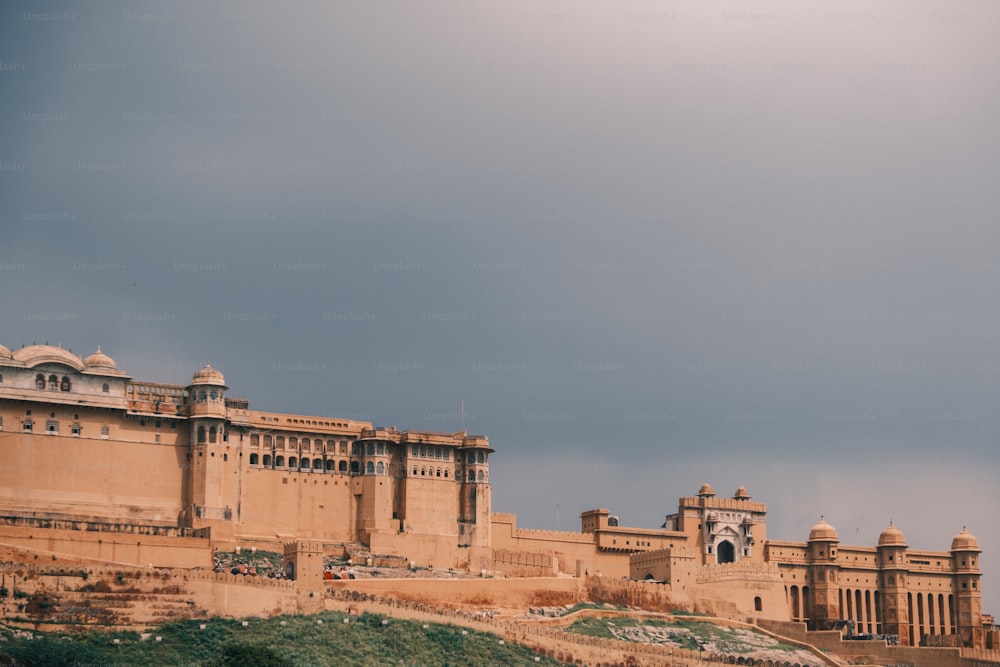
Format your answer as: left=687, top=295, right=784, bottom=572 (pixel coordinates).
left=468, top=470, right=475, bottom=482
left=198, top=390, right=206, bottom=401
left=209, top=390, right=217, bottom=400
left=250, top=434, right=260, bottom=446
left=420, top=446, right=426, bottom=457
left=339, top=460, right=348, bottom=473
left=48, top=374, right=58, bottom=390
left=435, top=447, right=442, bottom=459
left=327, top=439, right=335, bottom=452
left=102, top=383, right=109, bottom=393
left=275, top=455, right=285, bottom=468
left=302, top=438, right=310, bottom=450
left=443, top=449, right=450, bottom=461
left=71, top=423, right=81, bottom=436
left=289, top=456, right=297, bottom=469
left=366, top=461, right=374, bottom=474
left=197, top=426, right=206, bottom=443
left=340, top=441, right=348, bottom=455
left=376, top=461, right=385, bottom=475
left=350, top=461, right=359, bottom=474
left=264, top=434, right=272, bottom=446
left=60, top=376, right=71, bottom=391
left=276, top=436, right=285, bottom=448
left=249, top=453, right=259, bottom=465
left=444, top=469, right=449, bottom=478
left=477, top=451, right=485, bottom=464
left=313, top=458, right=323, bottom=471
left=412, top=467, right=418, bottom=476
left=23, top=419, right=33, bottom=432
left=289, top=437, right=298, bottom=448
left=467, top=452, right=474, bottom=464
left=717, top=540, right=736, bottom=564
left=411, top=446, right=418, bottom=457
left=209, top=426, right=217, bottom=443
left=377, top=442, right=385, bottom=455
left=326, top=460, right=335, bottom=472
left=366, top=442, right=375, bottom=456
left=35, top=374, right=45, bottom=389
left=754, top=596, right=763, bottom=612
left=477, top=470, right=485, bottom=481
left=421, top=467, right=426, bottom=476
left=436, top=468, right=441, bottom=477
left=263, top=454, right=271, bottom=467
left=300, top=458, right=310, bottom=471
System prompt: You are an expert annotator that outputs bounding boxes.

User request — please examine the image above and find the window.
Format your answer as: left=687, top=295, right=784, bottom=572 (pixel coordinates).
left=71, top=423, right=81, bottom=436
left=23, top=419, right=33, bottom=432
left=350, top=461, right=359, bottom=474
left=444, top=469, right=449, bottom=478
left=0, top=416, right=3, bottom=430
left=275, top=456, right=285, bottom=468
left=250, top=453, right=259, bottom=465
left=209, top=390, right=217, bottom=400
left=366, top=461, right=374, bottom=474
left=412, top=467, right=418, bottom=476
left=443, top=449, right=450, bottom=461
left=421, top=467, right=426, bottom=476
left=263, top=454, right=271, bottom=467
left=302, top=438, right=310, bottom=451
left=264, top=434, right=272, bottom=446
left=300, top=458, right=310, bottom=471
left=250, top=434, right=259, bottom=446
left=326, top=460, right=335, bottom=472
left=35, top=374, right=45, bottom=389
left=376, top=461, right=385, bottom=475
left=468, top=470, right=475, bottom=482
left=366, top=442, right=375, bottom=456
left=467, top=452, right=474, bottom=464
left=102, top=383, right=109, bottom=393
left=48, top=374, right=58, bottom=390
left=289, top=457, right=297, bottom=469
left=289, top=436, right=298, bottom=448
left=477, top=451, right=485, bottom=464
left=101, top=425, right=109, bottom=437
left=197, top=426, right=206, bottom=443
left=46, top=420, right=59, bottom=433
left=435, top=447, right=442, bottom=459
left=198, top=390, right=206, bottom=401
left=436, top=468, right=441, bottom=477
left=420, top=446, right=427, bottom=457
left=412, top=446, right=418, bottom=456
left=377, top=442, right=385, bottom=455
left=60, top=376, right=71, bottom=391
left=754, top=596, right=763, bottom=612
left=340, top=441, right=347, bottom=455
left=339, top=460, right=347, bottom=473
left=276, top=436, right=285, bottom=448
left=478, top=470, right=485, bottom=481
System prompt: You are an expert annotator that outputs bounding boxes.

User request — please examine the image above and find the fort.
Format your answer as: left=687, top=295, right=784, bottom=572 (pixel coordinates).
left=0, top=341, right=996, bottom=661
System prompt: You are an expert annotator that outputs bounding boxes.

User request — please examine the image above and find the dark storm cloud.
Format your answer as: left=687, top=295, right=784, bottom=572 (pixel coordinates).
left=1, top=0, right=998, bottom=610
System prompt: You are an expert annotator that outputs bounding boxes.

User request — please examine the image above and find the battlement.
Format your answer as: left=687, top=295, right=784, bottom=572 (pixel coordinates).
left=512, top=527, right=598, bottom=545
left=695, top=560, right=782, bottom=584
left=679, top=496, right=767, bottom=514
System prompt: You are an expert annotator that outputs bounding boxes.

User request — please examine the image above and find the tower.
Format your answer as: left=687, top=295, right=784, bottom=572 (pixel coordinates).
left=951, top=528, right=984, bottom=647
left=806, top=518, right=840, bottom=628
left=457, top=434, right=493, bottom=552
left=877, top=521, right=910, bottom=643
left=184, top=364, right=232, bottom=533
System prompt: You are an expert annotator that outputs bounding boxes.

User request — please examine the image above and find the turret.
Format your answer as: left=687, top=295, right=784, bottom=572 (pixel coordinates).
left=877, top=521, right=910, bottom=643
left=807, top=518, right=840, bottom=626
left=951, top=528, right=983, bottom=647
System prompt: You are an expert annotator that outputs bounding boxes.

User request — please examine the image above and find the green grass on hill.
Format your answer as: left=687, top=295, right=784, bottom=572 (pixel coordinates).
left=0, top=611, right=561, bottom=667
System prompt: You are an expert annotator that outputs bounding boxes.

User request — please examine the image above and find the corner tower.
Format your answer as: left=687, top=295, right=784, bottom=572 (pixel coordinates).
left=877, top=522, right=910, bottom=643
left=457, top=434, right=493, bottom=552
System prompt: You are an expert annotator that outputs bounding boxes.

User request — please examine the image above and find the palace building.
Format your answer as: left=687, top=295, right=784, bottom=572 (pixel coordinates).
left=0, top=343, right=493, bottom=569
left=0, top=342, right=990, bottom=648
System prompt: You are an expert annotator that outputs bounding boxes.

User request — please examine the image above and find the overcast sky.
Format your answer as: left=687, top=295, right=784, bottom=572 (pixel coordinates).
left=2, top=1, right=998, bottom=613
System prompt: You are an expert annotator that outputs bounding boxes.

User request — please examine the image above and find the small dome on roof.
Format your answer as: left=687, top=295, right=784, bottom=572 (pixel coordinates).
left=878, top=521, right=907, bottom=548
left=0, top=343, right=12, bottom=359
left=951, top=528, right=980, bottom=552
left=734, top=486, right=751, bottom=500
left=697, top=483, right=716, bottom=497
left=808, top=518, right=839, bottom=542
left=84, top=346, right=117, bottom=370
left=191, top=363, right=226, bottom=386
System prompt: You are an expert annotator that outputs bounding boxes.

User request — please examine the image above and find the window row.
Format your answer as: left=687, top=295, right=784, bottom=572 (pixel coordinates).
left=250, top=434, right=351, bottom=455
left=410, top=445, right=451, bottom=461
left=466, top=451, right=487, bottom=464
left=20, top=419, right=83, bottom=435
left=249, top=455, right=388, bottom=475
left=195, top=389, right=222, bottom=402
left=411, top=466, right=450, bottom=478
left=35, top=373, right=72, bottom=392
left=196, top=425, right=227, bottom=444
